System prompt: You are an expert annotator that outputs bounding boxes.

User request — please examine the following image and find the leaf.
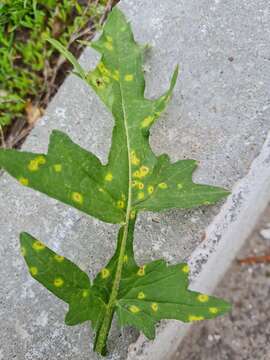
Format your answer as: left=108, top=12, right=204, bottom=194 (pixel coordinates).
left=84, top=10, right=229, bottom=213
left=47, top=38, right=87, bottom=81
left=91, top=221, right=230, bottom=344
left=25, top=100, right=44, bottom=125
left=4, top=8, right=228, bottom=226
left=20, top=227, right=231, bottom=355
left=20, top=232, right=105, bottom=330
left=116, top=260, right=231, bottom=339
left=0, top=130, right=125, bottom=224
left=1, top=7, right=232, bottom=357
left=0, top=8, right=228, bottom=223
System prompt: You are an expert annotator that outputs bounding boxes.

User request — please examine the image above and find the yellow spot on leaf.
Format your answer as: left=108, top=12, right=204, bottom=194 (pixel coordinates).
left=209, top=307, right=219, bottom=314
left=124, top=255, right=128, bottom=263
left=101, top=268, right=110, bottom=279
left=130, top=210, right=136, bottom=219
left=113, top=70, right=120, bottom=81
left=105, top=172, right=113, bottom=182
left=28, top=160, right=39, bottom=172
left=125, top=74, right=134, bottom=81
left=54, top=277, right=64, bottom=287
left=198, top=294, right=209, bottom=303
left=188, top=315, right=204, bottom=322
left=133, top=166, right=150, bottom=179
left=141, top=116, right=154, bottom=128
left=138, top=182, right=144, bottom=190
left=158, top=182, right=168, bottom=189
left=98, top=62, right=110, bottom=76
left=182, top=264, right=189, bottom=273
left=148, top=185, right=154, bottom=194
left=117, top=200, right=125, bottom=209
left=151, top=303, right=158, bottom=312
left=137, top=265, right=145, bottom=276
left=137, top=192, right=145, bottom=200
left=177, top=183, right=183, bottom=189
left=71, top=192, right=84, bottom=205
left=95, top=78, right=106, bottom=90
left=82, top=289, right=90, bottom=298
left=138, top=291, right=145, bottom=300
left=20, top=247, right=26, bottom=257
left=32, top=241, right=45, bottom=251
left=105, top=42, right=113, bottom=51
left=140, top=166, right=149, bottom=176
left=54, top=255, right=64, bottom=262
left=106, top=36, right=113, bottom=42
left=19, top=177, right=29, bottom=186
left=53, top=164, right=62, bottom=173
left=204, top=201, right=211, bottom=205
left=30, top=266, right=38, bottom=276
left=28, top=156, right=46, bottom=172
left=129, top=305, right=140, bottom=313
left=132, top=170, right=140, bottom=178
left=131, top=150, right=140, bottom=166
left=36, top=156, right=46, bottom=165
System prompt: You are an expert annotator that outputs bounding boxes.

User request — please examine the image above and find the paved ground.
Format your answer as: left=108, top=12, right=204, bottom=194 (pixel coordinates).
left=172, top=205, right=270, bottom=360
left=1, top=1, right=270, bottom=359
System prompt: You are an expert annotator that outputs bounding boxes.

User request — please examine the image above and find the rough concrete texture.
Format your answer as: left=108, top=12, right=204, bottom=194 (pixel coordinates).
left=128, top=125, right=270, bottom=360
left=172, top=205, right=270, bottom=360
left=0, top=0, right=270, bottom=359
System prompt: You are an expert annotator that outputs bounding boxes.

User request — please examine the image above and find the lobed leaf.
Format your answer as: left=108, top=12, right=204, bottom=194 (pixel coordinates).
left=0, top=9, right=229, bottom=225
left=85, top=9, right=229, bottom=213
left=20, top=231, right=231, bottom=346
left=20, top=232, right=105, bottom=330
left=116, top=260, right=231, bottom=339
left=0, top=130, right=125, bottom=224
left=2, top=7, right=232, bottom=356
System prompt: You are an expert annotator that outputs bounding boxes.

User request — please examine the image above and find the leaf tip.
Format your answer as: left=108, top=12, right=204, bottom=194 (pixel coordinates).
left=219, top=188, right=231, bottom=198
left=19, top=231, right=32, bottom=245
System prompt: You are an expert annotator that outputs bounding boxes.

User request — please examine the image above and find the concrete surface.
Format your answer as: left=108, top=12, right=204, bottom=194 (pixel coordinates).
left=0, top=0, right=270, bottom=359
left=127, top=126, right=270, bottom=360
left=171, top=205, right=270, bottom=360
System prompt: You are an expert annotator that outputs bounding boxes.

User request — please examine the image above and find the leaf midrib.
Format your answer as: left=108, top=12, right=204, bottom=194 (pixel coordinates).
left=94, top=25, right=134, bottom=353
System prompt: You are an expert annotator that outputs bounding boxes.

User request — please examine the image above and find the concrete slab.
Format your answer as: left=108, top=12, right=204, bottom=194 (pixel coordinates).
left=171, top=205, right=270, bottom=360
left=1, top=0, right=270, bottom=359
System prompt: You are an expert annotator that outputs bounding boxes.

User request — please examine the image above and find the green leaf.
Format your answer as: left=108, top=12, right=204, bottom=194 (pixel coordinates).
left=0, top=9, right=228, bottom=225
left=116, top=260, right=231, bottom=339
left=0, top=130, right=125, bottom=224
left=2, top=7, right=232, bottom=357
left=85, top=9, right=229, bottom=213
left=47, top=38, right=87, bottom=81
left=20, top=232, right=105, bottom=330
left=20, top=227, right=231, bottom=355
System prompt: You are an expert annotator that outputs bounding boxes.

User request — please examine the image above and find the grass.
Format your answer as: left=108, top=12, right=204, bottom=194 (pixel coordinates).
left=0, top=0, right=114, bottom=148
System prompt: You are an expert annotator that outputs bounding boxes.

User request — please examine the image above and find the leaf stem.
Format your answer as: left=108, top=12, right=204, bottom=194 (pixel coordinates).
left=94, top=217, right=131, bottom=355
left=94, top=56, right=133, bottom=355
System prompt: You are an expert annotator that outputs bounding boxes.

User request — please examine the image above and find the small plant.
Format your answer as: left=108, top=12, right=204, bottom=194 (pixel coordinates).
left=0, top=0, right=107, bottom=144
left=0, top=8, right=231, bottom=356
